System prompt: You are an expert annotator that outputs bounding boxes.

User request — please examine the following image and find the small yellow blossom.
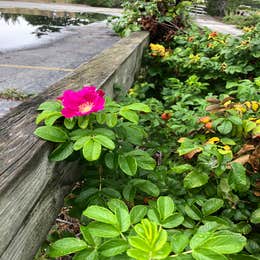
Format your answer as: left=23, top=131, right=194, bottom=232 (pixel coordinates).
left=251, top=101, right=259, bottom=112
left=243, top=26, right=254, bottom=33
left=189, top=54, right=200, bottom=63
left=244, top=101, right=251, bottom=109
left=234, top=104, right=247, bottom=113
left=223, top=100, right=232, bottom=107
left=223, top=145, right=231, bottom=151
left=256, top=119, right=260, bottom=124
left=150, top=43, right=166, bottom=57
left=221, top=63, right=227, bottom=71
left=207, top=137, right=220, bottom=144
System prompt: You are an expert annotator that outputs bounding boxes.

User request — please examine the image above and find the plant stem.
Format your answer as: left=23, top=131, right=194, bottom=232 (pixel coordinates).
left=98, top=165, right=103, bottom=191
left=169, top=250, right=192, bottom=258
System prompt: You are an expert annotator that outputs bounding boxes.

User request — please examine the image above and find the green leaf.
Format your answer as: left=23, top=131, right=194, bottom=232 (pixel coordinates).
left=202, top=198, right=224, bottom=216
left=171, top=164, right=193, bottom=174
left=243, top=120, right=256, bottom=134
left=93, top=128, right=115, bottom=140
left=93, top=135, right=115, bottom=150
left=48, top=238, right=88, bottom=258
left=96, top=112, right=106, bottom=124
left=73, top=249, right=98, bottom=260
left=131, top=179, right=160, bottom=197
left=36, top=111, right=62, bottom=125
left=108, top=200, right=130, bottom=232
left=130, top=205, right=148, bottom=224
left=229, top=162, right=249, bottom=192
left=250, top=208, right=260, bottom=224
left=64, top=118, right=76, bottom=130
left=184, top=171, right=209, bottom=189
left=124, top=103, right=151, bottom=112
left=78, top=116, right=89, bottom=129
left=119, top=109, right=139, bottom=124
left=123, top=184, right=136, bottom=202
left=87, top=222, right=120, bottom=238
left=74, top=136, right=91, bottom=151
left=185, top=205, right=202, bottom=221
left=229, top=116, right=242, bottom=125
left=135, top=155, right=156, bottom=171
left=49, top=142, right=74, bottom=161
left=157, top=196, right=175, bottom=220
left=118, top=155, right=137, bottom=176
left=106, top=113, right=118, bottom=128
left=192, top=248, right=228, bottom=260
left=83, top=205, right=117, bottom=225
left=34, top=126, right=68, bottom=142
left=200, top=231, right=246, bottom=254
left=37, top=101, right=62, bottom=111
left=105, top=152, right=115, bottom=169
left=162, top=213, right=184, bottom=228
left=217, top=120, right=233, bottom=135
left=83, top=140, right=102, bottom=161
left=80, top=226, right=101, bottom=246
left=171, top=232, right=190, bottom=254
left=45, top=114, right=63, bottom=126
left=99, top=239, right=128, bottom=257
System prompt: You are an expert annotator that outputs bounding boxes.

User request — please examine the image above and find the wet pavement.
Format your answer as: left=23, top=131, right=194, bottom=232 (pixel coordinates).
left=0, top=1, right=121, bottom=118
left=193, top=14, right=243, bottom=36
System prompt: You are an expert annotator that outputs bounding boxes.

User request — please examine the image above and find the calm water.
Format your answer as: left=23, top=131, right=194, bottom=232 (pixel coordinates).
left=0, top=11, right=107, bottom=51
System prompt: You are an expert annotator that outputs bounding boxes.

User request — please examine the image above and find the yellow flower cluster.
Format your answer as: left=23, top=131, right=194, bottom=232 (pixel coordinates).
left=207, top=137, right=220, bottom=144
left=150, top=43, right=166, bottom=57
left=189, top=54, right=200, bottom=63
left=243, top=26, right=255, bottom=33
left=234, top=101, right=260, bottom=113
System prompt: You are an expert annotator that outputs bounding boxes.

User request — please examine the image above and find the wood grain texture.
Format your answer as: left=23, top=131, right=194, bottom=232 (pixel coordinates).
left=0, top=31, right=149, bottom=260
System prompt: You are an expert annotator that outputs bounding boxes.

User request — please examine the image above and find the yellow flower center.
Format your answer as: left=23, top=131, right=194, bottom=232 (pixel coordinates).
left=79, top=102, right=93, bottom=114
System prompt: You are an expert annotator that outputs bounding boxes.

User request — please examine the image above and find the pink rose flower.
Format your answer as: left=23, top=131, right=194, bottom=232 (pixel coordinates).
left=58, top=86, right=105, bottom=118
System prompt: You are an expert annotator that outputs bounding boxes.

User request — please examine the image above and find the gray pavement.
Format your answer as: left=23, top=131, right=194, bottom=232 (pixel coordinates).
left=0, top=1, right=121, bottom=118
left=193, top=14, right=243, bottom=36
left=0, top=1, right=122, bottom=16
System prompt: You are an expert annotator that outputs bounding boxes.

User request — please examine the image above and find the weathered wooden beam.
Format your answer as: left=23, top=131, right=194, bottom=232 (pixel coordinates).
left=0, top=31, right=149, bottom=260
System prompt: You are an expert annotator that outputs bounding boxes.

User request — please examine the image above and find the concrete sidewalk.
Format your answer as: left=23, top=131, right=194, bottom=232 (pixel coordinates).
left=193, top=14, right=243, bottom=36
left=0, top=0, right=122, bottom=16
left=0, top=1, right=121, bottom=117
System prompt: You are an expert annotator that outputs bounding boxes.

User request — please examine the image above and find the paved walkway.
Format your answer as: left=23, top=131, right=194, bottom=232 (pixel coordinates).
left=193, top=14, right=243, bottom=36
left=0, top=1, right=122, bottom=16
left=0, top=1, right=121, bottom=118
